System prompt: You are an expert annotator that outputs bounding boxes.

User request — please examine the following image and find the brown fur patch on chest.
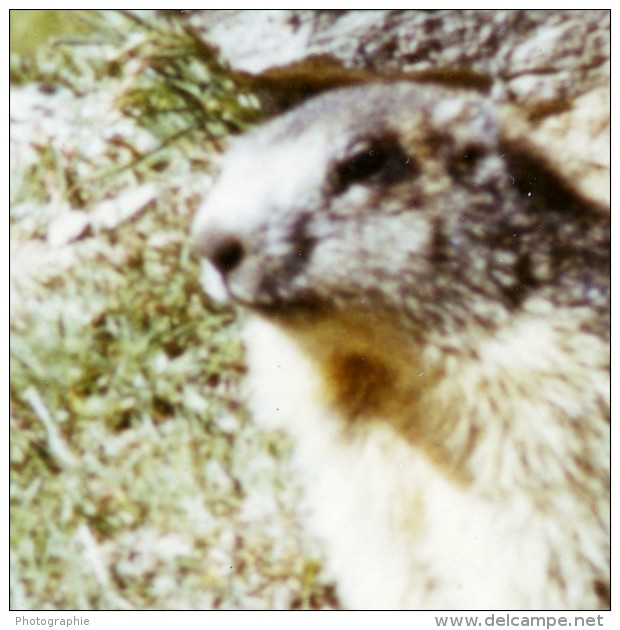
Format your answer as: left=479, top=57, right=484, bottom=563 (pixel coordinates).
left=322, top=351, right=415, bottom=425
left=280, top=311, right=432, bottom=432
left=287, top=314, right=477, bottom=489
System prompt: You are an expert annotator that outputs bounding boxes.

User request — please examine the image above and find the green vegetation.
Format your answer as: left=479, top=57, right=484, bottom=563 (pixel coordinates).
left=10, top=10, right=336, bottom=610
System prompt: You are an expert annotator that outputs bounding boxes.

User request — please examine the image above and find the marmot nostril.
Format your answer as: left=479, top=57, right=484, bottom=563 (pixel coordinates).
left=202, top=233, right=245, bottom=276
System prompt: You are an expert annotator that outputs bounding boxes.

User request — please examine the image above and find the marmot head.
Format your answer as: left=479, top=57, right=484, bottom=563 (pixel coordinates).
left=193, top=82, right=608, bottom=343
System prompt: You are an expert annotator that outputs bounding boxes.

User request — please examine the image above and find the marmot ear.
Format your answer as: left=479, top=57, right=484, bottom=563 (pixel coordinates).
left=497, top=104, right=609, bottom=218
left=498, top=136, right=606, bottom=221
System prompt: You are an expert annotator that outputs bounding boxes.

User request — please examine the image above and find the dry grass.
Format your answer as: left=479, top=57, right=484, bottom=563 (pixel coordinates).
left=10, top=9, right=337, bottom=610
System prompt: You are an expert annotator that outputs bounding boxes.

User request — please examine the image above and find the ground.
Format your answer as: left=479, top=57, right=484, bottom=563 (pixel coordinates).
left=9, top=10, right=336, bottom=610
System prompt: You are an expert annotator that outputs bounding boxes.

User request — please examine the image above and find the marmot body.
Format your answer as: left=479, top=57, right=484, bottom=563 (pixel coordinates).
left=193, top=82, right=610, bottom=609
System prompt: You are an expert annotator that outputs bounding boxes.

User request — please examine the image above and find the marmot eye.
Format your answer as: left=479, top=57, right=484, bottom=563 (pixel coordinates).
left=448, top=143, right=486, bottom=180
left=333, top=137, right=418, bottom=194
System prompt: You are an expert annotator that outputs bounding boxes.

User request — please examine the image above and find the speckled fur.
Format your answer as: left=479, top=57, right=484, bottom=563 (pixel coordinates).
left=193, top=82, right=610, bottom=610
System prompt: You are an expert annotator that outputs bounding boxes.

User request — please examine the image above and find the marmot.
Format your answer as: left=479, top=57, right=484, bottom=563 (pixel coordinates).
left=192, top=82, right=610, bottom=610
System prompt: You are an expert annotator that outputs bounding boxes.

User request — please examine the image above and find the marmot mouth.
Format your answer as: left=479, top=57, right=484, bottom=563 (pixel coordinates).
left=238, top=295, right=328, bottom=321
left=221, top=268, right=326, bottom=320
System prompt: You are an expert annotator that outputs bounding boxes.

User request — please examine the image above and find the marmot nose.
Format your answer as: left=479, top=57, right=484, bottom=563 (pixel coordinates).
left=195, top=229, right=246, bottom=278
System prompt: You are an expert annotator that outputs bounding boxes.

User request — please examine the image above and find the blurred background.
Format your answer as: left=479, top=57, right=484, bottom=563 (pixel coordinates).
left=9, top=9, right=336, bottom=610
